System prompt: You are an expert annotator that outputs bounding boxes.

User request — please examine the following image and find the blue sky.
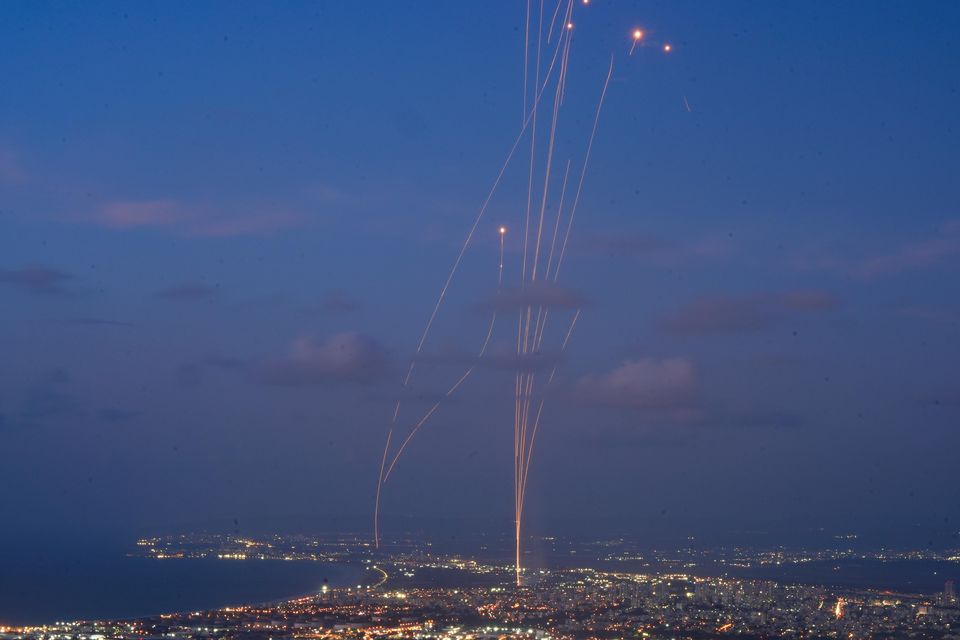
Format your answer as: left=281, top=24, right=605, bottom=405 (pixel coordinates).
left=1, top=1, right=959, bottom=544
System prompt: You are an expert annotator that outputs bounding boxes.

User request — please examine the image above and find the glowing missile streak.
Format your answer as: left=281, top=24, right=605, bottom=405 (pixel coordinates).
left=393, top=16, right=571, bottom=394
left=523, top=0, right=530, bottom=123
left=383, top=227, right=507, bottom=482
left=519, top=308, right=579, bottom=512
left=546, top=0, right=564, bottom=44
left=554, top=54, right=614, bottom=282
left=373, top=429, right=392, bottom=549
left=629, top=28, right=643, bottom=56
left=515, top=58, right=613, bottom=579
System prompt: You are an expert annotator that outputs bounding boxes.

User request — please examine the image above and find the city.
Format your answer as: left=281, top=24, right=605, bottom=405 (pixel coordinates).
left=1, top=534, right=957, bottom=639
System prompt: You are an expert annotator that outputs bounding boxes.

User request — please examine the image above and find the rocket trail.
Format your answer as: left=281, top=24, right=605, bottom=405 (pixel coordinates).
left=375, top=3, right=577, bottom=550
left=375, top=3, right=645, bottom=577
left=555, top=54, right=613, bottom=282
left=382, top=227, right=507, bottom=484
left=513, top=54, right=612, bottom=584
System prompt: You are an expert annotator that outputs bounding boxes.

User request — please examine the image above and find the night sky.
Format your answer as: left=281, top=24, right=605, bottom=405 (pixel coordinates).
left=2, top=1, right=959, bottom=545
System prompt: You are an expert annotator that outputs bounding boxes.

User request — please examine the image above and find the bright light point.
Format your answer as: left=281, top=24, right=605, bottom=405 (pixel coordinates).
left=582, top=0, right=589, bottom=4
left=663, top=43, right=672, bottom=52
left=567, top=21, right=574, bottom=30
left=633, top=29, right=644, bottom=40
left=499, top=226, right=507, bottom=234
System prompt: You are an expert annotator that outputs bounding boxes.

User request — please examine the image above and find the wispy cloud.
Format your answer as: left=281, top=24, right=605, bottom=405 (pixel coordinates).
left=852, top=222, right=960, bottom=277
left=317, top=290, right=363, bottom=314
left=657, top=290, right=837, bottom=336
left=70, top=317, right=137, bottom=328
left=0, top=266, right=73, bottom=295
left=793, top=220, right=960, bottom=279
left=99, top=408, right=142, bottom=424
left=156, top=283, right=219, bottom=301
left=0, top=147, right=26, bottom=186
left=3, top=368, right=84, bottom=430
left=89, top=199, right=308, bottom=237
left=485, top=282, right=586, bottom=312
left=580, top=231, right=735, bottom=267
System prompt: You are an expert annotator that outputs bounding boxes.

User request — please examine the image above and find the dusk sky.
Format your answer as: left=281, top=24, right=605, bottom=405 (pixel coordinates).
left=2, top=1, right=959, bottom=545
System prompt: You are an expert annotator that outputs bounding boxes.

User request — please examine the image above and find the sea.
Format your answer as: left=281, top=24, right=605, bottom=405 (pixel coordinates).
left=0, top=538, right=363, bottom=626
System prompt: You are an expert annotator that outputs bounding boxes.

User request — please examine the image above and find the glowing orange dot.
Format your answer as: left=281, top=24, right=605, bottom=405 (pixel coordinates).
left=499, top=226, right=507, bottom=234
left=633, top=29, right=644, bottom=40
left=566, top=21, right=574, bottom=30
left=663, top=43, right=672, bottom=52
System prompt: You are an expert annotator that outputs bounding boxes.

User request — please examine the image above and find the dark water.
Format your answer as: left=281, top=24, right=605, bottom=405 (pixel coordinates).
left=0, top=543, right=363, bottom=626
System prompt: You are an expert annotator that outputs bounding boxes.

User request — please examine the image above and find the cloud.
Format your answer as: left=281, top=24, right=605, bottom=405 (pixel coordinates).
left=418, top=342, right=563, bottom=373
left=95, top=200, right=184, bottom=228
left=156, top=283, right=219, bottom=301
left=175, top=362, right=205, bottom=387
left=258, top=332, right=388, bottom=386
left=486, top=282, right=586, bottom=312
left=7, top=368, right=84, bottom=429
left=71, top=317, right=137, bottom=328
left=174, top=355, right=249, bottom=388
left=577, top=358, right=698, bottom=412
left=0, top=266, right=73, bottom=295
left=581, top=232, right=734, bottom=267
left=794, top=220, right=960, bottom=279
left=896, top=306, right=960, bottom=325
left=852, top=224, right=960, bottom=277
left=318, top=290, right=362, bottom=313
left=99, top=408, right=142, bottom=424
left=657, top=290, right=838, bottom=336
left=0, top=147, right=26, bottom=185
left=204, top=355, right=248, bottom=369
left=90, top=199, right=307, bottom=237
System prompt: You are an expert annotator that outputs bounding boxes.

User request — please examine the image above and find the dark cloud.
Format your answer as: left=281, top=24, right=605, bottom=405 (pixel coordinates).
left=486, top=282, right=586, bottom=312
left=708, top=408, right=804, bottom=430
left=99, top=408, right=142, bottom=424
left=156, top=283, right=219, bottom=300
left=0, top=266, right=73, bottom=295
left=204, top=355, right=248, bottom=370
left=580, top=232, right=734, bottom=266
left=318, top=290, right=362, bottom=313
left=174, top=355, right=250, bottom=387
left=657, top=290, right=838, bottom=336
left=582, top=406, right=802, bottom=449
left=175, top=362, right=205, bottom=387
left=71, top=317, right=137, bottom=328
left=41, top=367, right=72, bottom=386
left=13, top=369, right=84, bottom=428
left=258, top=332, right=388, bottom=386
left=0, top=147, right=25, bottom=185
